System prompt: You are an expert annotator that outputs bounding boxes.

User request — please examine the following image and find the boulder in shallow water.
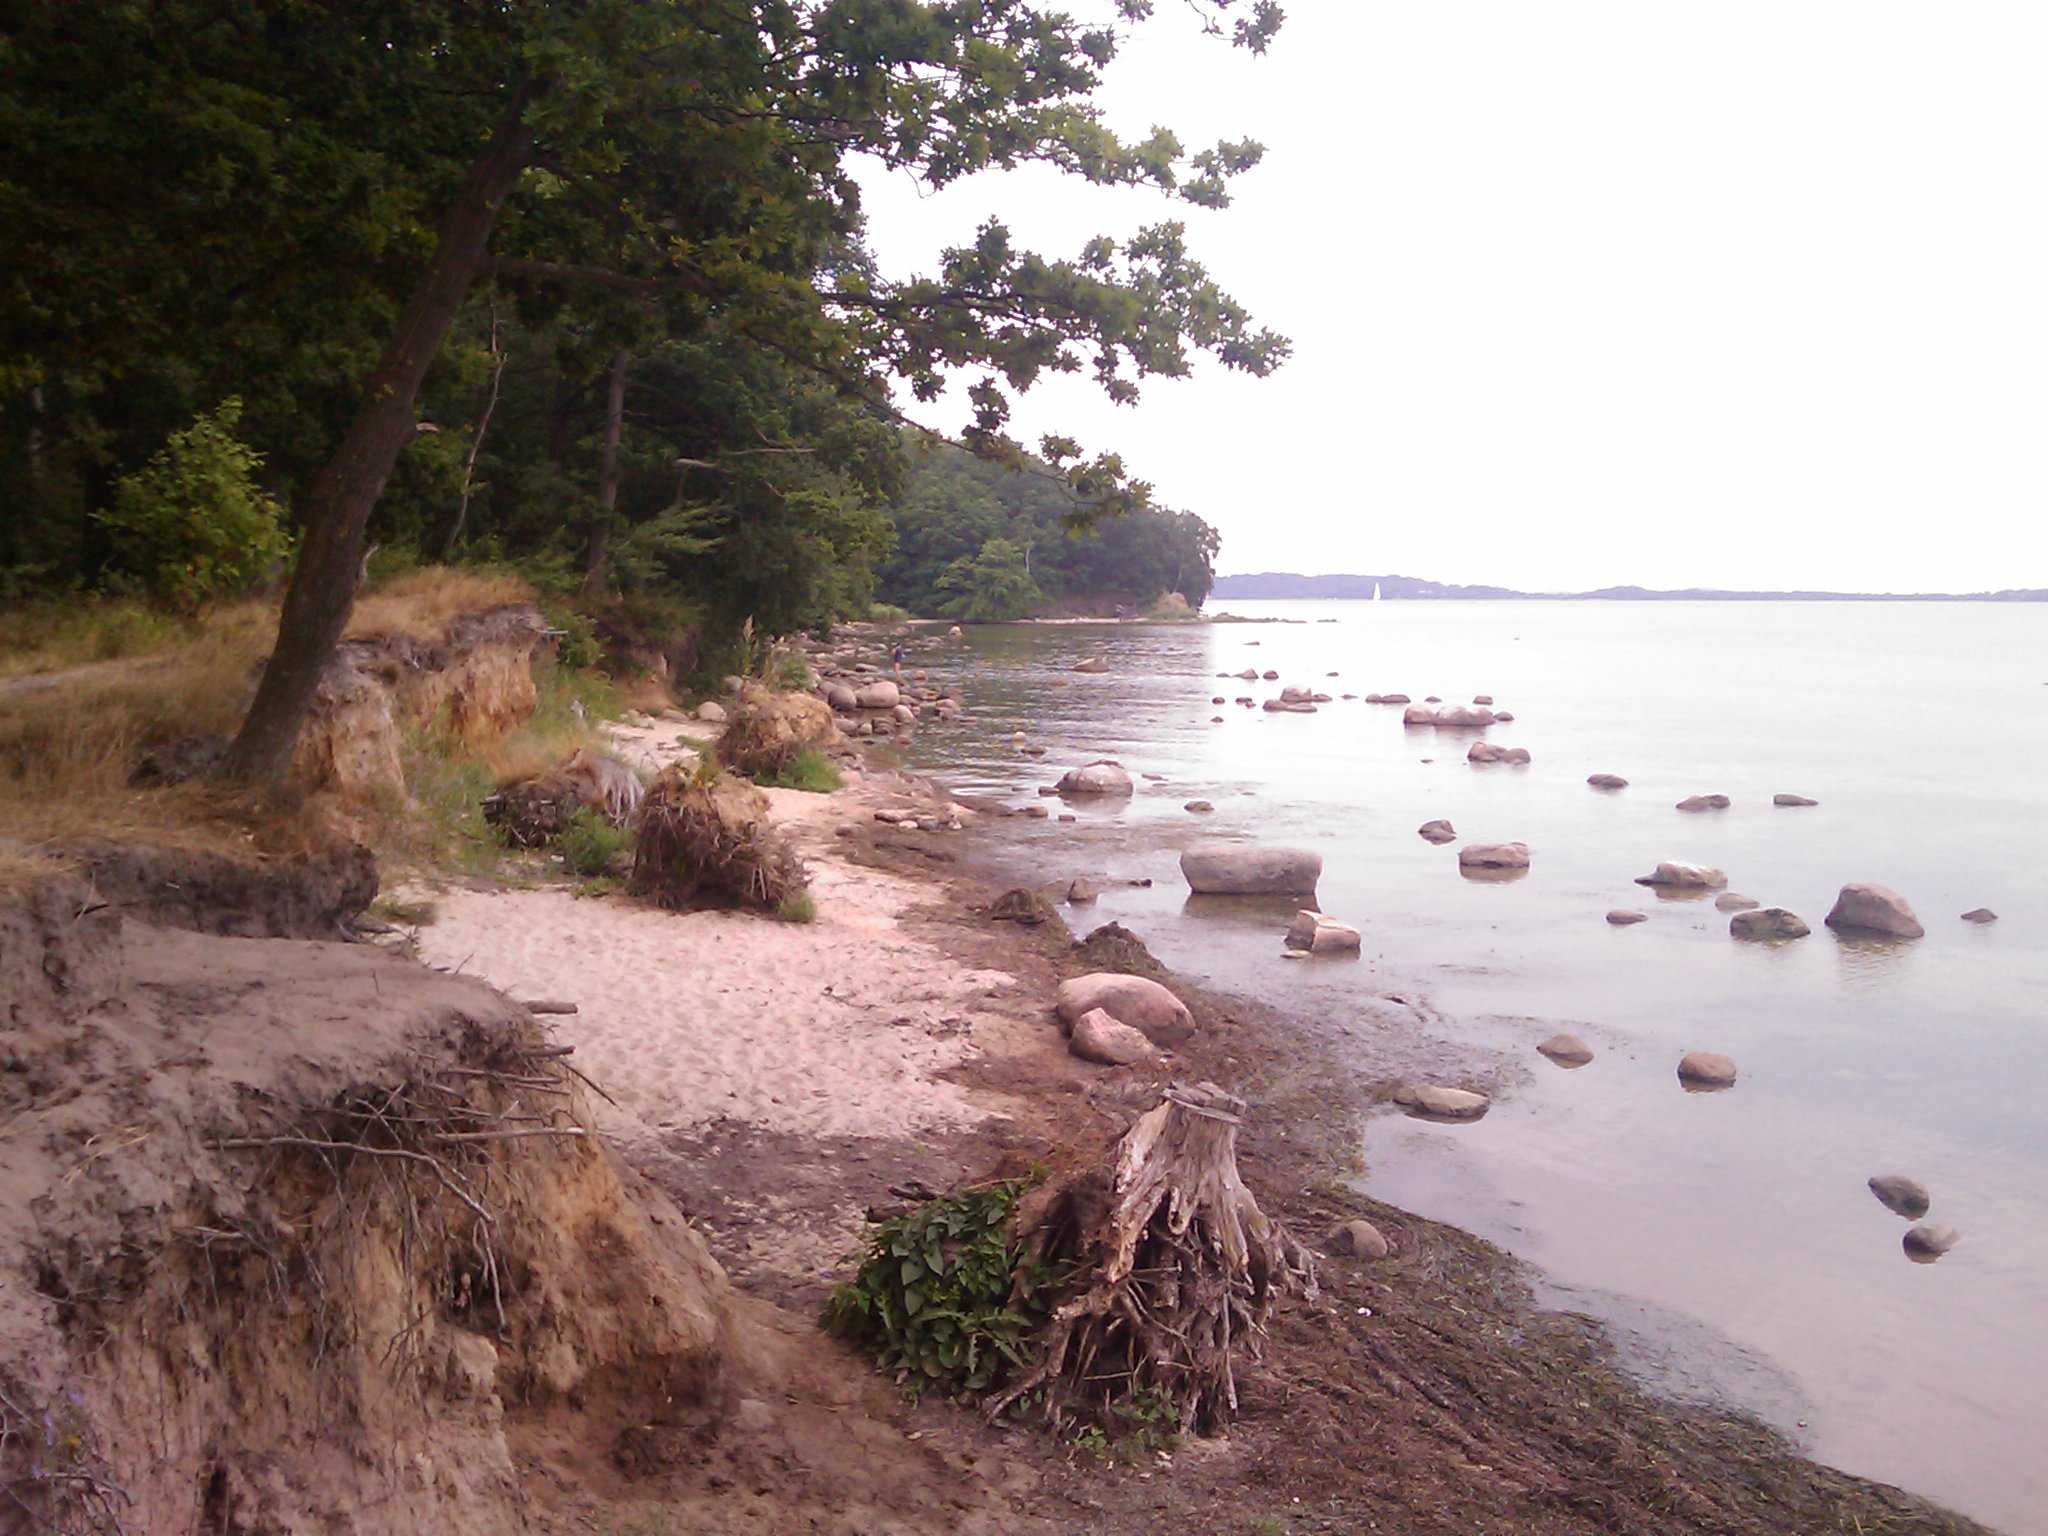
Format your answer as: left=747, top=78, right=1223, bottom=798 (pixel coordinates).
left=1677, top=1050, right=1738, bottom=1089
left=1263, top=697, right=1317, bottom=713
left=1055, top=973, right=1194, bottom=1044
left=1635, top=861, right=1728, bottom=889
left=1183, top=800, right=1214, bottom=814
left=1432, top=703, right=1494, bottom=727
left=1180, top=842, right=1322, bottom=895
left=854, top=680, right=901, bottom=709
left=1072, top=656, right=1109, bottom=673
left=1493, top=710, right=1516, bottom=722
left=1473, top=694, right=1494, bottom=705
left=1961, top=907, right=1998, bottom=924
left=1402, top=704, right=1437, bottom=725
left=1774, top=793, right=1819, bottom=807
left=825, top=683, right=858, bottom=712
left=1868, top=1174, right=1931, bottom=1220
left=1378, top=693, right=1410, bottom=705
left=1055, top=760, right=1134, bottom=796
left=1326, top=1219, right=1389, bottom=1259
left=1067, top=879, right=1099, bottom=905
left=1676, top=793, right=1731, bottom=812
left=1903, top=1223, right=1960, bottom=1262
left=1537, top=1033, right=1594, bottom=1067
left=1457, top=842, right=1530, bottom=870
left=1284, top=909, right=1362, bottom=954
left=1417, top=819, right=1457, bottom=845
left=1825, top=882, right=1924, bottom=939
left=1068, top=1007, right=1159, bottom=1066
left=1262, top=669, right=1279, bottom=681
left=1587, top=773, right=1629, bottom=790
left=1715, top=892, right=1760, bottom=912
left=1392, top=1083, right=1490, bottom=1121
left=1730, top=907, right=1810, bottom=941
left=1606, top=909, right=1648, bottom=925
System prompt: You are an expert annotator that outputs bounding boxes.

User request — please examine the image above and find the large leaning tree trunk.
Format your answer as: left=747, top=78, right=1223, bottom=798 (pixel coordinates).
left=991, top=1083, right=1317, bottom=1433
left=222, top=92, right=535, bottom=781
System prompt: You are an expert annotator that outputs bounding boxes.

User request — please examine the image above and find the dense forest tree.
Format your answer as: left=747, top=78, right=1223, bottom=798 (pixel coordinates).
left=1, top=1, right=1287, bottom=776
left=879, top=439, right=1219, bottom=615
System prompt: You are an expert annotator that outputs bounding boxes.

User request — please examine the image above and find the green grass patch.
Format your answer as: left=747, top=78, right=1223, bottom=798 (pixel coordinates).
left=757, top=747, right=841, bottom=794
left=775, top=890, right=817, bottom=924
left=558, top=806, right=632, bottom=877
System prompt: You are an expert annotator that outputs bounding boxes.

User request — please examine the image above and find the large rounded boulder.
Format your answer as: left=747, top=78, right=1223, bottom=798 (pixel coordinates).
left=1055, top=973, right=1195, bottom=1044
left=1055, top=760, right=1135, bottom=796
left=1825, top=883, right=1924, bottom=940
left=1180, top=842, right=1322, bottom=895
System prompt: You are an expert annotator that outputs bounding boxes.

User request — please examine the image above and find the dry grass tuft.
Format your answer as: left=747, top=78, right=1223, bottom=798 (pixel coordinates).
left=346, top=566, right=532, bottom=641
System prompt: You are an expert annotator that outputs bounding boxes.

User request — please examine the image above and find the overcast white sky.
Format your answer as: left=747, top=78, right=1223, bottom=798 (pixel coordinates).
left=852, top=2, right=2047, bottom=592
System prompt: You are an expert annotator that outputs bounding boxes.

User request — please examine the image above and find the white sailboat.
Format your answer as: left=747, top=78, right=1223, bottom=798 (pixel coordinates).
left=1372, top=580, right=1382, bottom=602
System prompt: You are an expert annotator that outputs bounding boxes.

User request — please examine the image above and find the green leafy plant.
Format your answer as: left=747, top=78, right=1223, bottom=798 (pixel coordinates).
left=559, top=806, right=632, bottom=877
left=775, top=890, right=817, bottom=924
left=759, top=748, right=841, bottom=794
left=95, top=398, right=292, bottom=611
left=824, top=1180, right=1054, bottom=1399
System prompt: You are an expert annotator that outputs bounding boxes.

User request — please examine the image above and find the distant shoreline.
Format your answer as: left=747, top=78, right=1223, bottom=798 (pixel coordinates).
left=1211, top=572, right=2048, bottom=603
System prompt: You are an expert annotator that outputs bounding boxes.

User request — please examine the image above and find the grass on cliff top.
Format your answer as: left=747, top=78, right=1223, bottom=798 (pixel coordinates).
left=0, top=566, right=586, bottom=861
left=0, top=565, right=534, bottom=685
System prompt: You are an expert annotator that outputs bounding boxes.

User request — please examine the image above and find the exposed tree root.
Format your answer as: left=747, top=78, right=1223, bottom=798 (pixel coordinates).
left=991, top=1082, right=1317, bottom=1434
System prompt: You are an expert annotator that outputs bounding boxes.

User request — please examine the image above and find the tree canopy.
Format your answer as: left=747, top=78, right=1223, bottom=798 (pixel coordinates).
left=2, top=0, right=1288, bottom=773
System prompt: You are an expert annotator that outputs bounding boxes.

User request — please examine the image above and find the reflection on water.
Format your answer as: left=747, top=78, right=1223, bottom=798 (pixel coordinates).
left=899, top=600, right=2048, bottom=1534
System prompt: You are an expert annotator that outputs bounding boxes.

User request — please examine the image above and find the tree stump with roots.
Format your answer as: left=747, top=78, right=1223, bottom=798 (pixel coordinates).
left=990, top=1082, right=1317, bottom=1432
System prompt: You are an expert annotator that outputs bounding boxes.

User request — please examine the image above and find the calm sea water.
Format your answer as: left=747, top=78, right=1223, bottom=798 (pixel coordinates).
left=895, top=599, right=2048, bottom=1534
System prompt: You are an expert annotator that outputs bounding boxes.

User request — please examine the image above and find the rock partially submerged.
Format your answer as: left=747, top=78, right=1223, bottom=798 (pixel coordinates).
left=1868, top=1174, right=1931, bottom=1220
left=1587, top=773, right=1629, bottom=790
left=1825, top=883, right=1924, bottom=939
left=1961, top=907, right=1999, bottom=924
left=1071, top=656, right=1110, bottom=673
left=1635, top=861, right=1728, bottom=889
left=1283, top=909, right=1362, bottom=955
left=1675, top=793, right=1731, bottom=812
left=1457, top=842, right=1530, bottom=870
left=854, top=679, right=901, bottom=709
left=1392, top=1083, right=1491, bottom=1122
left=1180, top=843, right=1322, bottom=895
left=1606, top=909, right=1648, bottom=925
left=1403, top=702, right=1494, bottom=727
left=1715, top=892, right=1760, bottom=912
left=1774, top=793, right=1819, bottom=807
left=1055, top=760, right=1135, bottom=797
left=1467, top=742, right=1530, bottom=765
left=1730, top=907, right=1811, bottom=941
left=1183, top=799, right=1215, bottom=814
left=1903, top=1223, right=1961, bottom=1263
left=1537, top=1033, right=1595, bottom=1067
left=1416, top=819, right=1457, bottom=845
left=1054, top=973, right=1195, bottom=1044
left=1677, top=1050, right=1738, bottom=1089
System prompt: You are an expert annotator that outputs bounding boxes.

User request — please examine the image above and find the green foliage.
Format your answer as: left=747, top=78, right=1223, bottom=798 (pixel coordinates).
left=775, top=890, right=817, bottom=924
left=867, top=602, right=912, bottom=623
left=824, top=1181, right=1053, bottom=1399
left=95, top=400, right=291, bottom=611
left=558, top=806, right=632, bottom=877
left=935, top=538, right=1042, bottom=622
left=758, top=748, right=841, bottom=795
left=767, top=649, right=814, bottom=691
left=879, top=440, right=1219, bottom=616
